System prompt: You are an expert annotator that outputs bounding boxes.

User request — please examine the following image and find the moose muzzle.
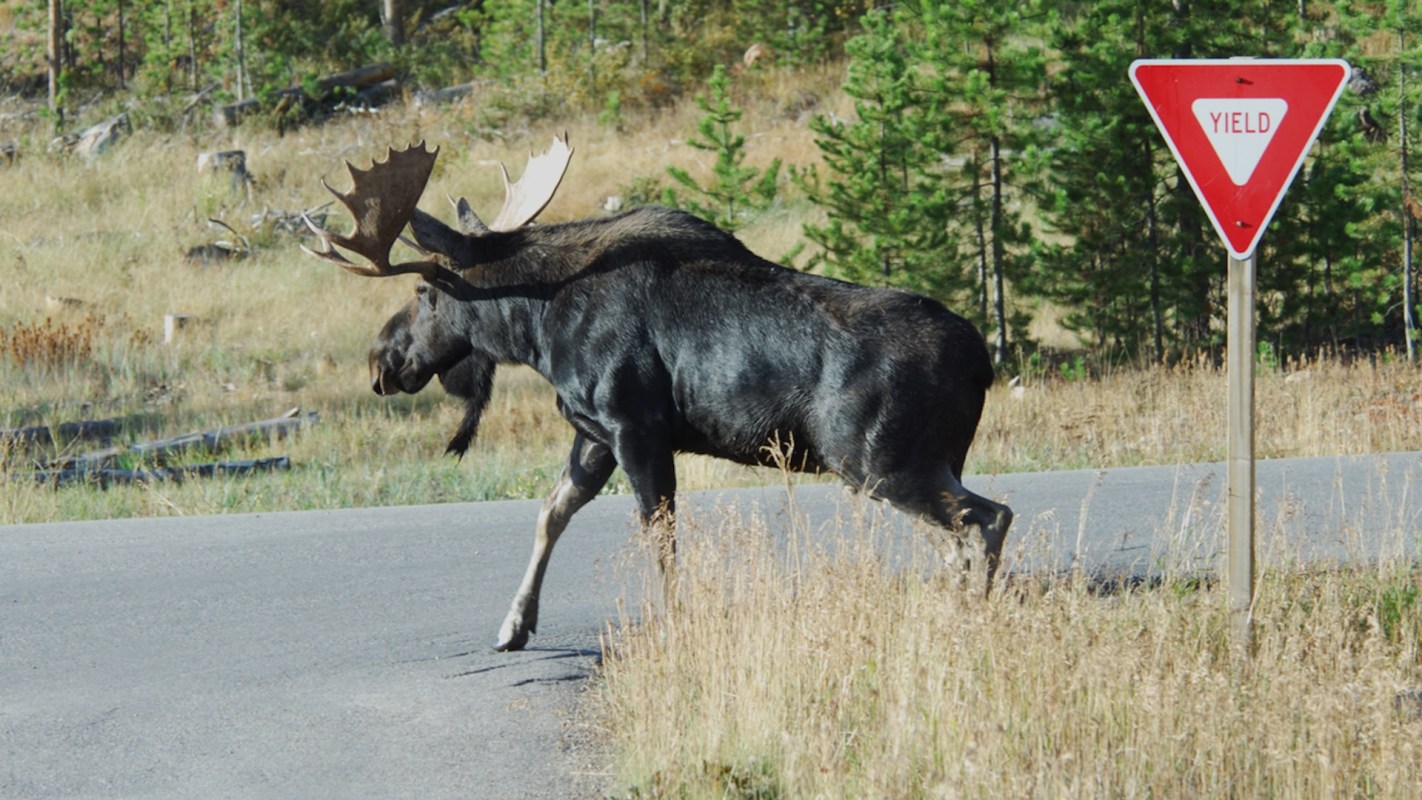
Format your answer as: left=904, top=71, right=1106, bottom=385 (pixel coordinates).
left=369, top=351, right=408, bottom=395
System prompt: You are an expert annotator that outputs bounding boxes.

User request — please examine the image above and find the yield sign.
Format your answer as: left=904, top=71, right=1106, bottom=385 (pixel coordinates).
left=1130, top=58, right=1350, bottom=259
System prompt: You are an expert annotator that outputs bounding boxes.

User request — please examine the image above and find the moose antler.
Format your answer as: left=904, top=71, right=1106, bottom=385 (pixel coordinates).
left=302, top=141, right=443, bottom=280
left=305, top=135, right=573, bottom=278
left=481, top=133, right=573, bottom=232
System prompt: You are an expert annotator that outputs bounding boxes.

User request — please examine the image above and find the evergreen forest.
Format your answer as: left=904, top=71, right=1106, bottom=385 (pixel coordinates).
left=4, top=0, right=1420, bottom=366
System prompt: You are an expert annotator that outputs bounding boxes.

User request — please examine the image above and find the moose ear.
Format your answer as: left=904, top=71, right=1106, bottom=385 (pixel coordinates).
left=451, top=197, right=491, bottom=236
left=409, top=208, right=475, bottom=267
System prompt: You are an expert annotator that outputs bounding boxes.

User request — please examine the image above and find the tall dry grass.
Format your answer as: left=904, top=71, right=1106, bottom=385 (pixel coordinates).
left=975, top=354, right=1422, bottom=474
left=0, top=76, right=845, bottom=524
left=595, top=487, right=1422, bottom=799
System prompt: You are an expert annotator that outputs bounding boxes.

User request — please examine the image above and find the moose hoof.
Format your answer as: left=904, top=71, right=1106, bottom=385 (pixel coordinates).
left=492, top=633, right=529, bottom=652
left=493, top=617, right=533, bottom=652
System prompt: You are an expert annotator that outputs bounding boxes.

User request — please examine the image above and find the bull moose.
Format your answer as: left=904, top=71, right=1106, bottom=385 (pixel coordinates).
left=304, top=136, right=1013, bottom=651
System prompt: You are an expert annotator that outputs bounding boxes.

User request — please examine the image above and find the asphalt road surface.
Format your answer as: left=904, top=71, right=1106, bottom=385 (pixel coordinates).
left=4, top=451, right=1420, bottom=798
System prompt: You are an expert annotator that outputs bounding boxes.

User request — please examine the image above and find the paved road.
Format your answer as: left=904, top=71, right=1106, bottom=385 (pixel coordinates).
left=4, top=452, right=1419, bottom=798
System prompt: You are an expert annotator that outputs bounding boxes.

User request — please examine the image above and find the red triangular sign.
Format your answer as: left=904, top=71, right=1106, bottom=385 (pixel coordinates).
left=1130, top=58, right=1350, bottom=260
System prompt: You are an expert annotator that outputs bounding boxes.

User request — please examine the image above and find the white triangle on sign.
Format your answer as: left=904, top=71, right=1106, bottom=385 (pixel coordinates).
left=1191, top=98, right=1289, bottom=186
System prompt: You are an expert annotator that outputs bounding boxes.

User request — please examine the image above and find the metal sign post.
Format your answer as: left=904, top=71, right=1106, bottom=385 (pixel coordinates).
left=1226, top=254, right=1256, bottom=651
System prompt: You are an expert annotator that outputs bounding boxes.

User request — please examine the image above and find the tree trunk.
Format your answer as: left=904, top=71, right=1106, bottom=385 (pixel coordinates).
left=47, top=0, right=63, bottom=121
left=985, top=39, right=1009, bottom=365
left=234, top=0, right=246, bottom=102
left=214, top=63, right=395, bottom=127
left=640, top=0, right=649, bottom=62
left=982, top=42, right=1009, bottom=365
left=187, top=0, right=199, bottom=92
left=990, top=133, right=1009, bottom=365
left=117, top=0, right=127, bottom=88
left=1400, top=29, right=1417, bottom=362
left=536, top=0, right=547, bottom=74
left=973, top=160, right=989, bottom=330
left=382, top=0, right=404, bottom=45
left=588, top=0, right=597, bottom=85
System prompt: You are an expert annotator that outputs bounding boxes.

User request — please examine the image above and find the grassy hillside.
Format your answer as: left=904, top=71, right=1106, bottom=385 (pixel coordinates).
left=1, top=79, right=1418, bottom=526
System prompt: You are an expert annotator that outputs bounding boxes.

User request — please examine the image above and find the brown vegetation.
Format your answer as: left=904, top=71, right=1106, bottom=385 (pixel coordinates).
left=595, top=488, right=1422, bottom=798
left=0, top=314, right=99, bottom=368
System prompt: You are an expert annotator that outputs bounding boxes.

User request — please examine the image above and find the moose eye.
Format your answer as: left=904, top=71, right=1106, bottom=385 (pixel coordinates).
left=416, top=282, right=437, bottom=309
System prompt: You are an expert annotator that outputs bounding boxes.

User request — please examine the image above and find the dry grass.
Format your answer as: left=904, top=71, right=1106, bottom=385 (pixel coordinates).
left=0, top=86, right=839, bottom=524
left=0, top=72, right=853, bottom=522
left=0, top=76, right=1417, bottom=524
left=595, top=489, right=1422, bottom=799
left=975, top=354, right=1422, bottom=474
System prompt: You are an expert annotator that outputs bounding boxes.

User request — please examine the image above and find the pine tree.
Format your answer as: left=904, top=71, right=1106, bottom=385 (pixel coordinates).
left=914, top=0, right=1051, bottom=363
left=1330, top=0, right=1422, bottom=359
left=664, top=64, right=781, bottom=232
left=794, top=6, right=964, bottom=300
left=1037, top=0, right=1306, bottom=360
left=1031, top=0, right=1171, bottom=359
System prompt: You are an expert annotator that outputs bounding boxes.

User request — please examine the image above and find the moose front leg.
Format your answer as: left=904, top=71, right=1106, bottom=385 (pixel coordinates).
left=495, top=433, right=616, bottom=652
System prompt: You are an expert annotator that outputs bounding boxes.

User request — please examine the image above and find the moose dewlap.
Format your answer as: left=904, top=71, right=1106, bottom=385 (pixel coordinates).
left=303, top=137, right=1013, bottom=651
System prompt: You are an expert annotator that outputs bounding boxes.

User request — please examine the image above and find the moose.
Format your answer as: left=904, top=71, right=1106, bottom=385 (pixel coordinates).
left=304, top=136, right=1013, bottom=651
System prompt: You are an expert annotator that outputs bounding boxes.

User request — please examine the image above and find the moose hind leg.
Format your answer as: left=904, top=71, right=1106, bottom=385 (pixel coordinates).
left=495, top=434, right=616, bottom=652
left=965, top=489, right=1014, bottom=585
left=882, top=471, right=1013, bottom=587
left=606, top=424, right=679, bottom=602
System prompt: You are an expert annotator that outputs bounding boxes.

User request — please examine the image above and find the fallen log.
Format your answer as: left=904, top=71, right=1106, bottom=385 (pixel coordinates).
left=314, top=63, right=396, bottom=97
left=76, top=113, right=131, bottom=159
left=1, top=416, right=143, bottom=450
left=349, top=79, right=400, bottom=110
left=45, top=408, right=317, bottom=469
left=184, top=218, right=251, bottom=266
left=179, top=456, right=292, bottom=479
left=34, top=456, right=292, bottom=489
left=0, top=424, right=55, bottom=449
left=56, top=418, right=127, bottom=442
left=45, top=446, right=124, bottom=470
left=128, top=409, right=316, bottom=459
left=414, top=82, right=478, bottom=107
left=48, top=113, right=132, bottom=159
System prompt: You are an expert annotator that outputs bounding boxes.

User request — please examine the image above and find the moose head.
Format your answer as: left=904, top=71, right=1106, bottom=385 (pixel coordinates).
left=302, top=137, right=572, bottom=456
